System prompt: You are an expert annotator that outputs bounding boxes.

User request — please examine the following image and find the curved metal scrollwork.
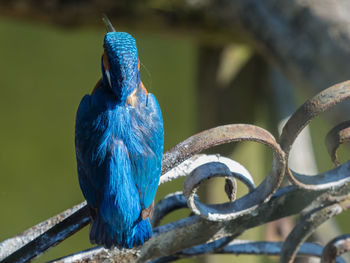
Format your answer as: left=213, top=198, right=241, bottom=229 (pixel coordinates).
left=280, top=80, right=350, bottom=190
left=180, top=124, right=285, bottom=222
left=321, top=234, right=350, bottom=263
left=2, top=81, right=350, bottom=263
left=326, top=120, right=350, bottom=166
left=280, top=202, right=346, bottom=262
left=155, top=81, right=350, bottom=262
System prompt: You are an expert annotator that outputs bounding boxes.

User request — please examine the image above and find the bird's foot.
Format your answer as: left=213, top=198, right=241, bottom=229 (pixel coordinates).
left=141, top=201, right=154, bottom=220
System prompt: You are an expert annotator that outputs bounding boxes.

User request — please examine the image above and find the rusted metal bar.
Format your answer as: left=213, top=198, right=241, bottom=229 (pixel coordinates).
left=280, top=198, right=350, bottom=263
left=178, top=124, right=286, bottom=222
left=162, top=124, right=285, bottom=175
left=3, top=81, right=350, bottom=262
left=321, top=234, right=350, bottom=263
left=0, top=202, right=90, bottom=263
left=149, top=240, right=345, bottom=263
left=280, top=80, right=350, bottom=190
left=150, top=192, right=188, bottom=228
left=325, top=121, right=350, bottom=166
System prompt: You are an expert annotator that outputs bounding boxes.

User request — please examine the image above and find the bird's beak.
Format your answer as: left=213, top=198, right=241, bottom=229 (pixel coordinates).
left=105, top=70, right=112, bottom=87
left=102, top=14, right=116, bottom=33
left=102, top=52, right=112, bottom=88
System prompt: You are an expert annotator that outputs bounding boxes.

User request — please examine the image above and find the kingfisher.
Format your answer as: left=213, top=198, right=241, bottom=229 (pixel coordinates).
left=75, top=16, right=164, bottom=248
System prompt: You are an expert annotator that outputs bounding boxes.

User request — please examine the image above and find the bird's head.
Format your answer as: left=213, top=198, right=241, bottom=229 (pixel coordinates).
left=101, top=16, right=140, bottom=103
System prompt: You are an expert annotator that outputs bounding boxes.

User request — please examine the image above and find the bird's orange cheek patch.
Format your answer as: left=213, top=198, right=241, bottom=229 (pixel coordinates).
left=140, top=82, right=148, bottom=95
left=126, top=89, right=138, bottom=107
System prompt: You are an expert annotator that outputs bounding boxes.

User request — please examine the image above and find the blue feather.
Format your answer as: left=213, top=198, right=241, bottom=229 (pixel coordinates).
left=75, top=31, right=163, bottom=248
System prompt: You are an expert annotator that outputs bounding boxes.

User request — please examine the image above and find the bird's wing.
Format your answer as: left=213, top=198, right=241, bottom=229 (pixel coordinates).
left=99, top=139, right=141, bottom=232
left=132, top=90, right=164, bottom=211
left=75, top=94, right=101, bottom=208
left=76, top=93, right=142, bottom=236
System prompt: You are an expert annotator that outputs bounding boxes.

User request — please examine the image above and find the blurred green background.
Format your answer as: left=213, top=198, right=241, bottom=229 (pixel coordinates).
left=0, top=16, right=199, bottom=262
left=0, top=14, right=349, bottom=263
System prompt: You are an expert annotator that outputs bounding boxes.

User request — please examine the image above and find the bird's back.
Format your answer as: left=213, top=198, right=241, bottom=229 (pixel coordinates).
left=75, top=84, right=163, bottom=248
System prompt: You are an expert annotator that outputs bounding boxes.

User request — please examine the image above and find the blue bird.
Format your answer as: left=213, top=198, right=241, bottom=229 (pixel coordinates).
left=75, top=16, right=164, bottom=248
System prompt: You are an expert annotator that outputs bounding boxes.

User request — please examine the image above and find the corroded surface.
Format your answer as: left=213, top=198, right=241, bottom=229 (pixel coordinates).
left=326, top=121, right=350, bottom=166
left=321, top=235, right=350, bottom=263
left=2, top=80, right=350, bottom=262
left=280, top=80, right=350, bottom=190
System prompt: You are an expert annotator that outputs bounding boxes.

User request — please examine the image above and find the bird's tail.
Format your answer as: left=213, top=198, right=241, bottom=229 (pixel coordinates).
left=89, top=214, right=111, bottom=247
left=131, top=218, right=153, bottom=247
left=89, top=214, right=152, bottom=249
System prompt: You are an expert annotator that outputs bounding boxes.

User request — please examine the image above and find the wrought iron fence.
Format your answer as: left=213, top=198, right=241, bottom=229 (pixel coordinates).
left=1, top=81, right=350, bottom=263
